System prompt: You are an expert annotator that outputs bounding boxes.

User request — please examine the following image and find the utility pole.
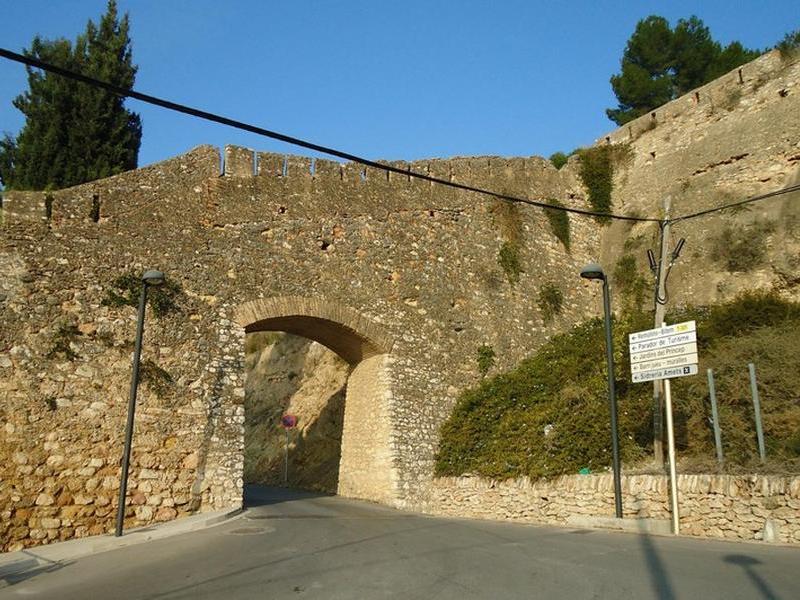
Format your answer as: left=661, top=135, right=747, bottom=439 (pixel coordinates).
left=651, top=197, right=671, bottom=468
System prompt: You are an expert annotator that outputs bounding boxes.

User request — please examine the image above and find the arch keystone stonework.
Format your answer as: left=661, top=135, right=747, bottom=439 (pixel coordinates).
left=234, top=296, right=401, bottom=505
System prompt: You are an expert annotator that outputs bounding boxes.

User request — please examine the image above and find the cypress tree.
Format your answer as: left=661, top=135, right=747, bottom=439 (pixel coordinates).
left=0, top=1, right=141, bottom=190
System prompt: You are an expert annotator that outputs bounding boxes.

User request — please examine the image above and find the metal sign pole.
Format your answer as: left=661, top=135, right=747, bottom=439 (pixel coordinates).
left=707, top=369, right=723, bottom=465
left=602, top=279, right=623, bottom=518
left=748, top=363, right=766, bottom=462
left=652, top=198, right=672, bottom=467
left=284, top=428, right=289, bottom=483
left=664, top=377, right=680, bottom=535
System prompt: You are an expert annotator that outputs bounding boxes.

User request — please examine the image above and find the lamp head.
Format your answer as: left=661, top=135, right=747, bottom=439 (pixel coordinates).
left=142, top=270, right=165, bottom=287
left=580, top=263, right=606, bottom=281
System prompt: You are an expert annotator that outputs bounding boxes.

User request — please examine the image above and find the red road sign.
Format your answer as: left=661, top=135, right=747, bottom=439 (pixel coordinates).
left=281, top=414, right=298, bottom=429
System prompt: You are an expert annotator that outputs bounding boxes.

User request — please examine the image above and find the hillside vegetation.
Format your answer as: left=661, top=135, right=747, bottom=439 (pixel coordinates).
left=435, top=292, right=800, bottom=480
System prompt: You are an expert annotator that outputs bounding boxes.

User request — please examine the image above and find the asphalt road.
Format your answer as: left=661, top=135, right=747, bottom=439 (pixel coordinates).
left=1, top=485, right=797, bottom=599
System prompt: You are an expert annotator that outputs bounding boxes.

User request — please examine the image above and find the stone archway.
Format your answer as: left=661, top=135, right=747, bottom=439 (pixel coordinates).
left=234, top=297, right=400, bottom=505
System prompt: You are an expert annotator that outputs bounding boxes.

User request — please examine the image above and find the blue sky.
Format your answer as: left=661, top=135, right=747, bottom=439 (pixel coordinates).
left=0, top=1, right=795, bottom=168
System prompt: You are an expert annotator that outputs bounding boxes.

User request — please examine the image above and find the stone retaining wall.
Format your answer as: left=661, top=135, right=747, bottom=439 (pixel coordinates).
left=424, top=473, right=800, bottom=544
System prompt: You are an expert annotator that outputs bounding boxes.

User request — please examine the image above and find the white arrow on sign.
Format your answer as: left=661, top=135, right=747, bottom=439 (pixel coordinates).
left=630, top=342, right=698, bottom=365
left=631, top=352, right=699, bottom=373
left=632, top=364, right=699, bottom=383
left=629, top=331, right=696, bottom=354
left=628, top=320, right=696, bottom=344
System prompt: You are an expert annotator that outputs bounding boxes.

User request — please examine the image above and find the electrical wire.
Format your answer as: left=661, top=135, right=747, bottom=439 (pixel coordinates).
left=670, top=183, right=800, bottom=223
left=0, top=47, right=660, bottom=224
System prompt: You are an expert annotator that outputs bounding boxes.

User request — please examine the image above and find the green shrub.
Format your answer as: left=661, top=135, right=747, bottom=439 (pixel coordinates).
left=674, top=290, right=800, bottom=345
left=549, top=152, right=568, bottom=170
left=720, top=87, right=742, bottom=112
left=139, top=359, right=174, bottom=396
left=245, top=331, right=283, bottom=356
left=103, top=271, right=182, bottom=317
left=498, top=241, right=522, bottom=284
left=776, top=29, right=800, bottom=59
left=623, top=233, right=646, bottom=252
left=544, top=199, right=570, bottom=251
left=538, top=283, right=564, bottom=323
left=436, top=291, right=800, bottom=480
left=576, top=144, right=631, bottom=224
left=476, top=344, right=496, bottom=377
left=613, top=254, right=649, bottom=311
left=47, top=322, right=80, bottom=360
left=490, top=198, right=523, bottom=245
left=710, top=220, right=776, bottom=272
left=674, top=322, right=800, bottom=464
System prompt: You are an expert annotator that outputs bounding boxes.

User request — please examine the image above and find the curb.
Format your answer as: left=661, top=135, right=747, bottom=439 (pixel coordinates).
left=565, top=515, right=673, bottom=535
left=0, top=507, right=243, bottom=581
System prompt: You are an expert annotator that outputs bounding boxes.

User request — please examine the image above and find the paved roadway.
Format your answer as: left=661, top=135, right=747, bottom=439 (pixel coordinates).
left=1, top=486, right=797, bottom=599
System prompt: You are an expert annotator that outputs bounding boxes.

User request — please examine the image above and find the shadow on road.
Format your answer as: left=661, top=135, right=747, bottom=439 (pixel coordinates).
left=0, top=552, right=73, bottom=588
left=724, top=554, right=780, bottom=600
left=639, top=534, right=675, bottom=600
left=243, top=484, right=331, bottom=509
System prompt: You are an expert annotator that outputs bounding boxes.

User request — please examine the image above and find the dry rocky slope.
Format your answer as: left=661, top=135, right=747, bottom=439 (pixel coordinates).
left=0, top=50, right=798, bottom=552
left=244, top=332, right=347, bottom=493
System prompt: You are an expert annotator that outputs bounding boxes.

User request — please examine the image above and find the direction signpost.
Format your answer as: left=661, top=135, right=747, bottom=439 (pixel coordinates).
left=280, top=414, right=298, bottom=483
left=629, top=320, right=698, bottom=535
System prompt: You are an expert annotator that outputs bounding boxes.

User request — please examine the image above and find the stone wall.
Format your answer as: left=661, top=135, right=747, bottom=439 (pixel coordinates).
left=1, top=143, right=600, bottom=551
left=426, top=473, right=800, bottom=544
left=599, top=49, right=800, bottom=306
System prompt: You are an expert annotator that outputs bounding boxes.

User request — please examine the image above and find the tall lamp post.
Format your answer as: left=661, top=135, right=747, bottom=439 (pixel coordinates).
left=115, top=269, right=165, bottom=537
left=580, top=263, right=623, bottom=518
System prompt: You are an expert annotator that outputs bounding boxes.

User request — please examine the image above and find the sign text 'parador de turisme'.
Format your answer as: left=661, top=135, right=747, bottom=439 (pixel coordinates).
left=629, top=321, right=699, bottom=383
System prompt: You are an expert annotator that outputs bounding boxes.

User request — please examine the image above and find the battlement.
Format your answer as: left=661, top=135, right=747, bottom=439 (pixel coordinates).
left=2, top=49, right=796, bottom=230
left=0, top=145, right=220, bottom=226
left=598, top=50, right=795, bottom=145
left=221, top=144, right=561, bottom=192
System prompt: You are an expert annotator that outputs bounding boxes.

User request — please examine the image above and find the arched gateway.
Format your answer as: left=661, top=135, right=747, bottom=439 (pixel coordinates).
left=234, top=297, right=401, bottom=505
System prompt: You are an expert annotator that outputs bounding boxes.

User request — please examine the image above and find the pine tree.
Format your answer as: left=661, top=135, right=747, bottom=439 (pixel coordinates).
left=606, top=15, right=762, bottom=125
left=0, top=1, right=141, bottom=190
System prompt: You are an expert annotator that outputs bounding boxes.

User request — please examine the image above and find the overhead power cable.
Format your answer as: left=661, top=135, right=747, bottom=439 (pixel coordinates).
left=670, top=183, right=800, bottom=223
left=0, top=47, right=658, bottom=223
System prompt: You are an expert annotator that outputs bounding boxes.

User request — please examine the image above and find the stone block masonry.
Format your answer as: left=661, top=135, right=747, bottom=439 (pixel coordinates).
left=426, top=473, right=800, bottom=544
left=0, top=142, right=601, bottom=552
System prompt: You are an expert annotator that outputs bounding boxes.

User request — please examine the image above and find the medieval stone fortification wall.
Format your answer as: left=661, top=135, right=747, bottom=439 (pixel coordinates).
left=1, top=50, right=798, bottom=551
left=0, top=143, right=600, bottom=551
left=600, top=50, right=800, bottom=305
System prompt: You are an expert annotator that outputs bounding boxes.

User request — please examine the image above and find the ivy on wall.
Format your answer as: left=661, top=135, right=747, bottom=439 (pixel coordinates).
left=577, top=144, right=632, bottom=223
left=491, top=198, right=525, bottom=285
left=538, top=283, right=564, bottom=323
left=102, top=271, right=182, bottom=317
left=476, top=344, right=496, bottom=377
left=544, top=199, right=571, bottom=251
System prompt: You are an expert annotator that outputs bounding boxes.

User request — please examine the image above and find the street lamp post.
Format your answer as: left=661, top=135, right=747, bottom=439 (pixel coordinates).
left=580, top=263, right=623, bottom=519
left=115, top=270, right=165, bottom=537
